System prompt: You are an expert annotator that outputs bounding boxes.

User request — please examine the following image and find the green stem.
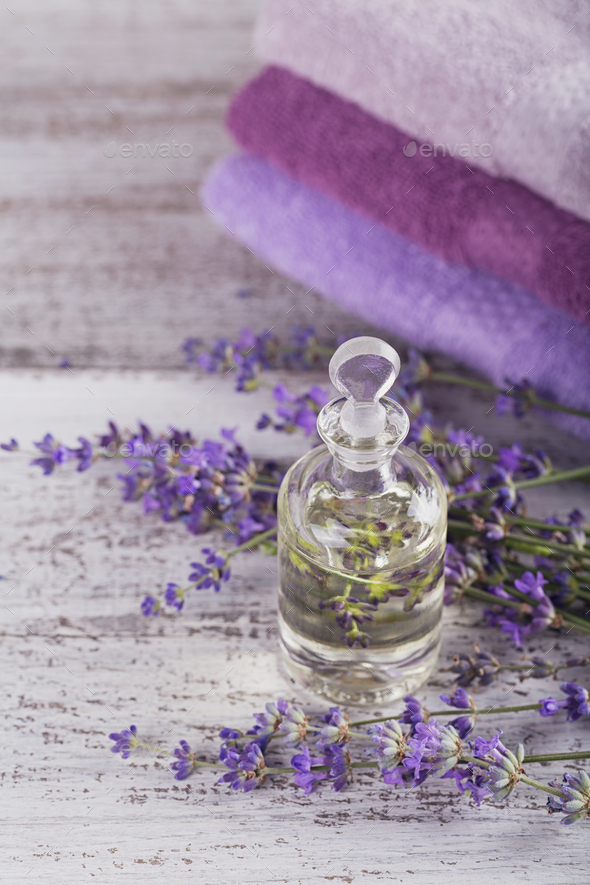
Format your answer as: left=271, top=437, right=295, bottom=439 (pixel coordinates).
left=452, top=465, right=590, bottom=502
left=462, top=585, right=590, bottom=636
left=257, top=475, right=281, bottom=485
left=558, top=609, right=590, bottom=631
left=522, top=751, right=590, bottom=764
left=349, top=702, right=543, bottom=728
left=251, top=483, right=281, bottom=494
left=137, top=741, right=226, bottom=769
left=447, top=519, right=587, bottom=558
left=519, top=775, right=564, bottom=797
left=430, top=372, right=590, bottom=420
left=429, top=372, right=500, bottom=393
left=462, top=585, right=524, bottom=611
left=229, top=527, right=277, bottom=557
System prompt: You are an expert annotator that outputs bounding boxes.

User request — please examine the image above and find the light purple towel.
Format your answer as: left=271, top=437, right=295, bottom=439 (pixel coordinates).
left=228, top=67, right=590, bottom=327
left=256, top=0, right=590, bottom=224
left=201, top=154, right=590, bottom=440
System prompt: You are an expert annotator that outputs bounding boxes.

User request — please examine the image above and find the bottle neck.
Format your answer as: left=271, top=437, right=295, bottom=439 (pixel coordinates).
left=317, top=395, right=409, bottom=496
left=328, top=444, right=398, bottom=496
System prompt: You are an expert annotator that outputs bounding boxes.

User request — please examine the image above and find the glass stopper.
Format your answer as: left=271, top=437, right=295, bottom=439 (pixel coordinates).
left=329, top=337, right=401, bottom=438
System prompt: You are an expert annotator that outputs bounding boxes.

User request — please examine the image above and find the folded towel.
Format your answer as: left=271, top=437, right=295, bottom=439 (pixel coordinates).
left=228, top=66, right=590, bottom=327
left=202, top=154, right=590, bottom=440
left=255, top=0, right=590, bottom=225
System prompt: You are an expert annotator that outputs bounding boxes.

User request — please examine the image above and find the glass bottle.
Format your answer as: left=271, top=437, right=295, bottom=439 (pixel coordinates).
left=277, top=337, right=447, bottom=705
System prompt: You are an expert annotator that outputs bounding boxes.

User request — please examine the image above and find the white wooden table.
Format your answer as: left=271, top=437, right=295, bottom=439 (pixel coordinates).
left=1, top=3, right=589, bottom=883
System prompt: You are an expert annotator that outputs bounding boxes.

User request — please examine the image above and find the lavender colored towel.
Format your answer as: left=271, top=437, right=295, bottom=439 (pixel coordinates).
left=255, top=0, right=590, bottom=225
left=202, top=154, right=590, bottom=440
left=228, top=67, right=590, bottom=326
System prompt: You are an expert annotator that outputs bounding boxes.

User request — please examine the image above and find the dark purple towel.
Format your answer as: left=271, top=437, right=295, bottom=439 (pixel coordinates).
left=227, top=66, right=590, bottom=327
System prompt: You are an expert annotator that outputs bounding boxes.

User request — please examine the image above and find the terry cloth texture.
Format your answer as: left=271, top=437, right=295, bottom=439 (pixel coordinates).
left=228, top=66, right=590, bottom=326
left=201, top=154, right=590, bottom=440
left=255, top=0, right=590, bottom=224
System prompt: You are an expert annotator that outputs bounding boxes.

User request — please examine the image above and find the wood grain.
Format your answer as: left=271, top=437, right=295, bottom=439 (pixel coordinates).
left=1, top=2, right=589, bottom=882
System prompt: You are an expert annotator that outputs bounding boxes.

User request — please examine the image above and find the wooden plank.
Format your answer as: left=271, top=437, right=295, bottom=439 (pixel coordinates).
left=1, top=369, right=589, bottom=883
left=1, top=0, right=589, bottom=881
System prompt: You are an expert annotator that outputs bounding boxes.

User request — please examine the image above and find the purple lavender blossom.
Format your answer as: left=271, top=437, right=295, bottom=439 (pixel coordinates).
left=218, top=742, right=266, bottom=792
left=170, top=740, right=196, bottom=780
left=317, top=707, right=350, bottom=748
left=188, top=549, right=231, bottom=593
left=109, top=725, right=140, bottom=759
left=546, top=770, right=590, bottom=825
left=30, top=433, right=76, bottom=475
left=279, top=703, right=310, bottom=748
left=399, top=695, right=428, bottom=733
left=369, top=719, right=408, bottom=786
left=291, top=745, right=327, bottom=793
left=495, top=380, right=534, bottom=419
left=560, top=683, right=590, bottom=721
left=484, top=570, right=557, bottom=648
left=235, top=516, right=265, bottom=544
left=471, top=730, right=525, bottom=802
left=439, top=688, right=477, bottom=738
left=404, top=721, right=463, bottom=780
left=219, top=727, right=241, bottom=741
left=164, top=583, right=184, bottom=611
left=442, top=768, right=490, bottom=806
left=248, top=699, right=289, bottom=750
left=259, top=382, right=329, bottom=436
left=539, top=697, right=561, bottom=717
left=141, top=596, right=161, bottom=617
left=74, top=437, right=94, bottom=472
left=0, top=438, right=18, bottom=451
left=450, top=648, right=501, bottom=687
left=443, top=544, right=482, bottom=603
left=324, top=744, right=352, bottom=792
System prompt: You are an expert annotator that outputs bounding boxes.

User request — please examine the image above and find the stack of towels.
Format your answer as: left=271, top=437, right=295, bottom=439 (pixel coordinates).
left=202, top=0, right=590, bottom=438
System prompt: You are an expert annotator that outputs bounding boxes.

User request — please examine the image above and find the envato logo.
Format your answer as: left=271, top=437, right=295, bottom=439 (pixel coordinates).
left=102, top=441, right=198, bottom=458
left=103, top=141, right=194, bottom=159
left=403, top=140, right=493, bottom=159
left=406, top=440, right=494, bottom=458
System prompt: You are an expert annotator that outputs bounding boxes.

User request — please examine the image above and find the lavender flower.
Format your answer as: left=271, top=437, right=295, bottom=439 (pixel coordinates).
left=449, top=648, right=501, bottom=688
left=442, top=768, right=490, bottom=807
left=495, top=380, right=534, bottom=419
left=188, top=549, right=230, bottom=593
left=319, top=595, right=376, bottom=648
left=141, top=595, right=161, bottom=617
left=484, top=570, right=558, bottom=648
left=539, top=697, right=561, bottom=717
left=278, top=703, right=310, bottom=748
left=444, top=544, right=482, bottom=603
left=324, top=744, right=353, bottom=792
left=399, top=695, right=428, bottom=733
left=109, top=725, right=140, bottom=759
left=170, top=740, right=197, bottom=780
left=218, top=742, right=267, bottom=792
left=369, top=720, right=408, bottom=785
left=30, top=433, right=76, bottom=475
left=482, top=507, right=506, bottom=542
left=291, top=745, right=327, bottom=794
left=560, top=683, right=590, bottom=721
left=164, top=583, right=185, bottom=611
left=547, top=770, right=590, bottom=825
left=248, top=698, right=289, bottom=749
left=439, top=688, right=477, bottom=738
left=567, top=509, right=587, bottom=549
left=472, top=731, right=524, bottom=802
left=0, top=438, right=18, bottom=451
left=405, top=721, right=464, bottom=779
left=219, top=727, right=241, bottom=746
left=317, top=707, right=350, bottom=748
left=261, top=383, right=330, bottom=436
